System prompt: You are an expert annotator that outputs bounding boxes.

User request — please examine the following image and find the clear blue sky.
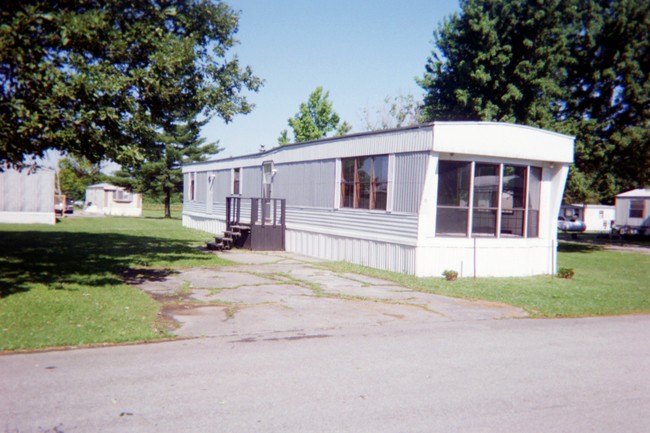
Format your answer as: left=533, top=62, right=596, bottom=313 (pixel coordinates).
left=204, top=0, right=460, bottom=158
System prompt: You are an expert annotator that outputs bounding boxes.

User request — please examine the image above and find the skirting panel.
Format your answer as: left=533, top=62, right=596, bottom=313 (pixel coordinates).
left=286, top=229, right=417, bottom=274
left=0, top=211, right=56, bottom=225
left=416, top=241, right=556, bottom=278
left=182, top=213, right=226, bottom=235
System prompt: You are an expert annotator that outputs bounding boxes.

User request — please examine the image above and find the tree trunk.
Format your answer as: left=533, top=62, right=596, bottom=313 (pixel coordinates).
left=164, top=187, right=172, bottom=218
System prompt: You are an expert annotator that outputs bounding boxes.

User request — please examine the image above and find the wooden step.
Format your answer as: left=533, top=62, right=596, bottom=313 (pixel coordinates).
left=224, top=230, right=241, bottom=237
left=230, top=224, right=251, bottom=231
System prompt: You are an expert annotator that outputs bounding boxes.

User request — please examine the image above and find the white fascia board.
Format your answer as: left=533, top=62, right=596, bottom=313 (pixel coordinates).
left=432, top=122, right=574, bottom=163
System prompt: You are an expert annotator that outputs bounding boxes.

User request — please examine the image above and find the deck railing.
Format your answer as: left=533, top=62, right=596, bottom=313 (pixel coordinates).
left=226, top=196, right=286, bottom=250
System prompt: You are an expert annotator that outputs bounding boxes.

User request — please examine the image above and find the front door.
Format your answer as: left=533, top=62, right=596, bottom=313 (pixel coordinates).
left=262, top=161, right=273, bottom=220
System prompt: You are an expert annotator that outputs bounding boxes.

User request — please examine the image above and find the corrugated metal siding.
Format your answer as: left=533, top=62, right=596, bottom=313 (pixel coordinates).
left=242, top=166, right=262, bottom=197
left=286, top=207, right=418, bottom=245
left=182, top=213, right=226, bottom=235
left=183, top=125, right=434, bottom=172
left=284, top=206, right=419, bottom=274
left=212, top=170, right=231, bottom=203
left=183, top=202, right=205, bottom=214
left=286, top=230, right=417, bottom=274
left=393, top=152, right=430, bottom=214
left=273, top=159, right=336, bottom=207
left=0, top=168, right=54, bottom=212
left=195, top=172, right=207, bottom=203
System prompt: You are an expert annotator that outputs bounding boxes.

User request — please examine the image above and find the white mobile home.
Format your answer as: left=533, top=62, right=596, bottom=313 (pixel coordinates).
left=614, top=189, right=650, bottom=235
left=183, top=122, right=574, bottom=277
left=0, top=166, right=56, bottom=225
left=84, top=183, right=143, bottom=217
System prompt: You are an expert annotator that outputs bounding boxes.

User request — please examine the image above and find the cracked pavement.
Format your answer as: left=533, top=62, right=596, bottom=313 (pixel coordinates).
left=133, top=250, right=528, bottom=339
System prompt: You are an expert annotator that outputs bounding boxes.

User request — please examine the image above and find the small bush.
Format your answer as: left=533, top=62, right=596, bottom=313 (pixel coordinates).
left=442, top=270, right=458, bottom=281
left=558, top=267, right=575, bottom=279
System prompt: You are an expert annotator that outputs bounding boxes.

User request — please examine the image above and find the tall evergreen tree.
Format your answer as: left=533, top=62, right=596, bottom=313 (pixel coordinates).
left=114, top=115, right=219, bottom=218
left=419, top=0, right=649, bottom=203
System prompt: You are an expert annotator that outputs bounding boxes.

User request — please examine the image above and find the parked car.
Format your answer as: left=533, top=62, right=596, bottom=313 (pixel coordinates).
left=558, top=215, right=586, bottom=232
left=54, top=197, right=74, bottom=215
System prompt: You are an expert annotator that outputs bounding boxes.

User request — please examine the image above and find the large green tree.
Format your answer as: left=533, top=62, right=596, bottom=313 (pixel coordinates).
left=113, top=114, right=218, bottom=218
left=57, top=155, right=104, bottom=202
left=278, top=86, right=351, bottom=145
left=1, top=0, right=261, bottom=167
left=419, top=0, right=649, bottom=203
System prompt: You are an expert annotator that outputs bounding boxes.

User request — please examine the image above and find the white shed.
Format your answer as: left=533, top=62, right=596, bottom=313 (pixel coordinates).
left=84, top=183, right=143, bottom=217
left=614, top=189, right=650, bottom=235
left=0, top=166, right=56, bottom=225
left=183, top=122, right=574, bottom=278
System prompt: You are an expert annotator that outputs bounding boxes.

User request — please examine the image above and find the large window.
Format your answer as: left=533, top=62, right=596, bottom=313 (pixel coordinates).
left=341, top=155, right=388, bottom=210
left=630, top=200, right=644, bottom=218
left=473, top=163, right=500, bottom=236
left=114, top=189, right=132, bottom=202
left=436, top=160, right=542, bottom=238
left=436, top=161, right=471, bottom=236
left=501, top=165, right=526, bottom=236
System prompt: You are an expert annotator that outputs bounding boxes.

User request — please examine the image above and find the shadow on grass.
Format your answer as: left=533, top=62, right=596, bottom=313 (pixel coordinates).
left=557, top=241, right=603, bottom=253
left=0, top=230, right=213, bottom=297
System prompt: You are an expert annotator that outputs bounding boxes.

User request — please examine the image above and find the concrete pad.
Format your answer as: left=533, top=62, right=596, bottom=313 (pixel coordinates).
left=132, top=250, right=528, bottom=338
left=209, top=284, right=314, bottom=304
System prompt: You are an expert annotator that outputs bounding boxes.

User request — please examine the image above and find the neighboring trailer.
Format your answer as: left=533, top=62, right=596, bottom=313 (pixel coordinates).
left=559, top=204, right=615, bottom=232
left=183, top=122, right=574, bottom=277
left=84, top=183, right=143, bottom=217
left=614, top=189, right=650, bottom=235
left=0, top=166, right=56, bottom=225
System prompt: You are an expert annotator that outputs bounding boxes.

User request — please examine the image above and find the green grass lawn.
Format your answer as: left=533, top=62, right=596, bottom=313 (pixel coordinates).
left=321, top=242, right=650, bottom=318
left=2, top=214, right=649, bottom=351
left=0, top=216, right=229, bottom=351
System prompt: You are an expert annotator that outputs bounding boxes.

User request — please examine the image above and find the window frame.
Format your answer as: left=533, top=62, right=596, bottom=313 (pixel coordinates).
left=629, top=200, right=644, bottom=218
left=340, top=155, right=389, bottom=211
left=114, top=189, right=133, bottom=203
left=435, top=160, right=542, bottom=238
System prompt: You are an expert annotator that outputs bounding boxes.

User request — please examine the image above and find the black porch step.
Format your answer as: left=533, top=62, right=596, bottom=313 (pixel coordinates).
left=206, top=241, right=224, bottom=251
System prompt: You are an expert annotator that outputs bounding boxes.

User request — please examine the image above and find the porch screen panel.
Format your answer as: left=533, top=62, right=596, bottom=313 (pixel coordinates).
left=472, top=163, right=499, bottom=236
left=436, top=161, right=470, bottom=236
left=527, top=166, right=542, bottom=237
left=500, top=165, right=526, bottom=236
